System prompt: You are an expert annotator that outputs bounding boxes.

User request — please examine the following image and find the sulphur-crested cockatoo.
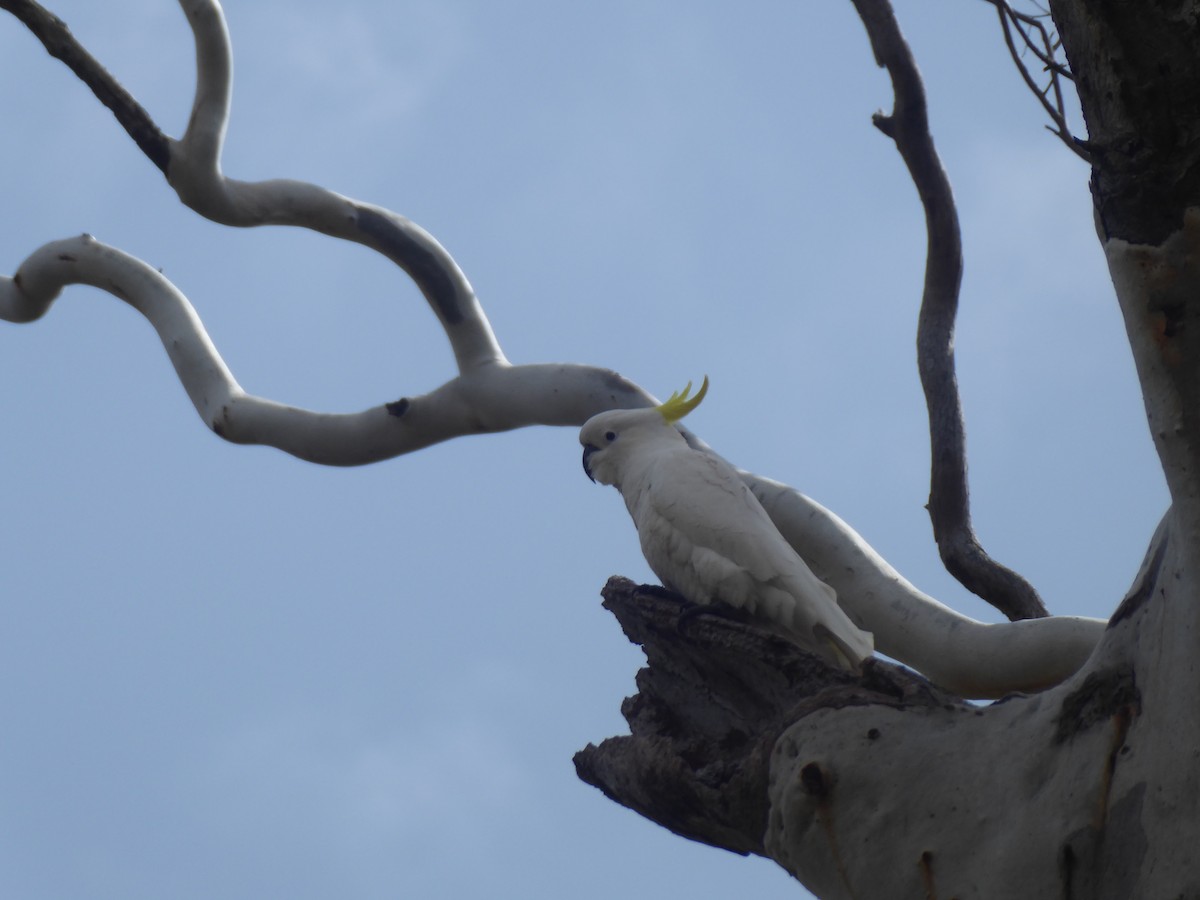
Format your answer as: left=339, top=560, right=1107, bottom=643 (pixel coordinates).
left=580, top=377, right=873, bottom=671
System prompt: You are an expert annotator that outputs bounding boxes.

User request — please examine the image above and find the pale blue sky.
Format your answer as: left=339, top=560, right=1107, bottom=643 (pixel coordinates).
left=0, top=3, right=1166, bottom=899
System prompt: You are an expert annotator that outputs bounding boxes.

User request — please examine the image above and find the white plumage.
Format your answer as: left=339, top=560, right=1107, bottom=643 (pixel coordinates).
left=580, top=377, right=873, bottom=671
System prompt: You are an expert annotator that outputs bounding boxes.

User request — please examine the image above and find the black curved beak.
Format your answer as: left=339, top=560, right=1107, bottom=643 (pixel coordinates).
left=582, top=445, right=597, bottom=483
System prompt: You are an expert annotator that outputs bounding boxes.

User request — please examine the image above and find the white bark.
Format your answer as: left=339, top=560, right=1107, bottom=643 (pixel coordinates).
left=171, top=0, right=501, bottom=372
left=753, top=209, right=1200, bottom=899
left=762, top=506, right=1171, bottom=899
left=0, top=234, right=652, bottom=464
left=750, top=477, right=1106, bottom=698
left=1106, top=207, right=1200, bottom=524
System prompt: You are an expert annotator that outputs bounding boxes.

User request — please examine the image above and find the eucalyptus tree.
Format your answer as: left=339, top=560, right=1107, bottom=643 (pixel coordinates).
left=2, top=0, right=1193, bottom=896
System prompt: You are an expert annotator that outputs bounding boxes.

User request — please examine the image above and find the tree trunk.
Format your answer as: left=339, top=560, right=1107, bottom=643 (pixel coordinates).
left=577, top=2, right=1200, bottom=896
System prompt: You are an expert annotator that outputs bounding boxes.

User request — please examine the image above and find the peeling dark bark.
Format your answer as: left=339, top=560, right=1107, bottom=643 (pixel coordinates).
left=1053, top=666, right=1140, bottom=744
left=355, top=207, right=465, bottom=326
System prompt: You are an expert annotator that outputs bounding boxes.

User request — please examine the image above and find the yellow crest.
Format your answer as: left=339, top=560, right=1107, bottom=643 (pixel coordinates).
left=658, top=375, right=709, bottom=423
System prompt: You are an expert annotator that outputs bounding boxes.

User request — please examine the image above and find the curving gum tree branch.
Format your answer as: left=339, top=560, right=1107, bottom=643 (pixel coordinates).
left=169, top=0, right=504, bottom=374
left=0, top=235, right=653, bottom=465
left=746, top=477, right=1103, bottom=697
left=852, top=0, right=1049, bottom=621
left=0, top=0, right=1109, bottom=698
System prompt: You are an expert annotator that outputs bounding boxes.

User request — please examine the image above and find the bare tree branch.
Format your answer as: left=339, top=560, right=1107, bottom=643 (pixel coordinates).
left=0, top=235, right=654, bottom=464
left=852, top=0, right=1049, bottom=621
left=747, top=478, right=1103, bottom=697
left=0, top=0, right=169, bottom=172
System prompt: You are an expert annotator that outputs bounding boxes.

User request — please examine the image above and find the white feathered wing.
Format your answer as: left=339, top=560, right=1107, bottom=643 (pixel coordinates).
left=622, top=443, right=874, bottom=670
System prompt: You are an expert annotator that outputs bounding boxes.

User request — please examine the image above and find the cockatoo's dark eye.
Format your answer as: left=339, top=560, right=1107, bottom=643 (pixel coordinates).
left=605, top=431, right=617, bottom=442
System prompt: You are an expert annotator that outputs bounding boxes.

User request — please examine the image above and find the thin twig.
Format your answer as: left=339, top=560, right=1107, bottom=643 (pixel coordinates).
left=851, top=0, right=1049, bottom=620
left=984, top=0, right=1091, bottom=163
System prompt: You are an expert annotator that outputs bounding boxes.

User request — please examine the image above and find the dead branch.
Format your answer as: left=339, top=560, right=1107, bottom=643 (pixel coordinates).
left=0, top=0, right=170, bottom=172
left=852, top=0, right=1049, bottom=620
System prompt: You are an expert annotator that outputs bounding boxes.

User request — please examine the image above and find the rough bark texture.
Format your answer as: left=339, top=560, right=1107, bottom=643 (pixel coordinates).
left=1049, top=0, right=1200, bottom=245
left=573, top=579, right=969, bottom=858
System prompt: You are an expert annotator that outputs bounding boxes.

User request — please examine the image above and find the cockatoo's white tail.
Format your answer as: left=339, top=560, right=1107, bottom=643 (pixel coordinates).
left=580, top=377, right=873, bottom=671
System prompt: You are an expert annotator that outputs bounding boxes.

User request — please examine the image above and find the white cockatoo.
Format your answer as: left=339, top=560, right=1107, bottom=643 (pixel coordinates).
left=580, top=377, right=873, bottom=671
